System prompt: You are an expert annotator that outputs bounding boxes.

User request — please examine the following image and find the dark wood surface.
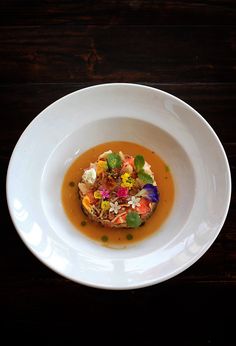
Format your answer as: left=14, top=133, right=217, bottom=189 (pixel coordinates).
left=1, top=1, right=235, bottom=345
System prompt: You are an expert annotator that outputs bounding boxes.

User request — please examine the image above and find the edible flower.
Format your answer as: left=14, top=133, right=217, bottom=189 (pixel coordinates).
left=82, top=168, right=96, bottom=185
left=109, top=201, right=121, bottom=214
left=121, top=173, right=135, bottom=189
left=136, top=184, right=159, bottom=203
left=117, top=187, right=129, bottom=198
left=99, top=188, right=110, bottom=199
left=128, top=196, right=141, bottom=209
left=94, top=190, right=102, bottom=199
left=82, top=196, right=92, bottom=212
left=96, top=160, right=108, bottom=175
left=101, top=201, right=110, bottom=211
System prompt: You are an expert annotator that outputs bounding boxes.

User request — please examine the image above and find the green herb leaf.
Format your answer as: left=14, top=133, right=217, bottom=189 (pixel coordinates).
left=107, top=153, right=122, bottom=169
left=138, top=169, right=153, bottom=184
left=126, top=212, right=142, bottom=228
left=134, top=155, right=145, bottom=172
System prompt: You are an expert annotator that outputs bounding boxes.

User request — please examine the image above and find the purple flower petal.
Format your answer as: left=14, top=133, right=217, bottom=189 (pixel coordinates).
left=138, top=184, right=159, bottom=203
left=99, top=188, right=110, bottom=199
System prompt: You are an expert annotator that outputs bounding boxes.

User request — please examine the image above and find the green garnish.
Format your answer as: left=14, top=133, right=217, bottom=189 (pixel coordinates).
left=101, top=235, right=109, bottom=242
left=138, top=169, right=153, bottom=184
left=134, top=155, right=145, bottom=172
left=69, top=181, right=75, bottom=187
left=107, top=153, right=122, bottom=169
left=126, top=233, right=133, bottom=240
left=81, top=220, right=87, bottom=226
left=126, top=212, right=142, bottom=228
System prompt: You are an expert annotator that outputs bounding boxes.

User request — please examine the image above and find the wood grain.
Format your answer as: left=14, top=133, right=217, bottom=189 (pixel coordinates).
left=0, top=25, right=235, bottom=84
left=0, top=0, right=235, bottom=26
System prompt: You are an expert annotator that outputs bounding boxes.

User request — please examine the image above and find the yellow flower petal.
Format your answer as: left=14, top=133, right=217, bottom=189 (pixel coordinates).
left=121, top=173, right=130, bottom=181
left=101, top=201, right=110, bottom=211
left=96, top=160, right=108, bottom=175
left=121, top=172, right=135, bottom=189
left=82, top=196, right=92, bottom=212
left=94, top=190, right=102, bottom=199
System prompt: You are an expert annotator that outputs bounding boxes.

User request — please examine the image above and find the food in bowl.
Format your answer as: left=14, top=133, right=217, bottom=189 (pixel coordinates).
left=78, top=150, right=159, bottom=228
left=62, top=141, right=174, bottom=247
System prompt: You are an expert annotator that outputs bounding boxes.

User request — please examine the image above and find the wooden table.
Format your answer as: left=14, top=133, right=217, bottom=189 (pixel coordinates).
left=1, top=1, right=235, bottom=344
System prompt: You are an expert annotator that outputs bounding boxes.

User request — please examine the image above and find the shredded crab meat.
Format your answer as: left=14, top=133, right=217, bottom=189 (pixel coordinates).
left=111, top=212, right=127, bottom=223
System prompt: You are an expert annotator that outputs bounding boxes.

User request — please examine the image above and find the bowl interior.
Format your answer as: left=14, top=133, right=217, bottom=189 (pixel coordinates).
left=41, top=117, right=195, bottom=257
left=7, top=84, right=231, bottom=288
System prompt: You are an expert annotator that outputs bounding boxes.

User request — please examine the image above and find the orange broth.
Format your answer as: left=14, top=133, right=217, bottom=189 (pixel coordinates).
left=61, top=141, right=174, bottom=247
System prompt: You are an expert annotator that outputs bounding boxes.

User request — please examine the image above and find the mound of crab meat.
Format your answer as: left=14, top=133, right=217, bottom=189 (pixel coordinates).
left=78, top=150, right=159, bottom=228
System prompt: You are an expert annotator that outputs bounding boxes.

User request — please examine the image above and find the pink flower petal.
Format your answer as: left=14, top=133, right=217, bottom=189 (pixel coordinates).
left=117, top=187, right=129, bottom=198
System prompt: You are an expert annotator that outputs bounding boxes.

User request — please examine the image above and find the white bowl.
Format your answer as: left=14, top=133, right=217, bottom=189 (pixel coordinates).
left=6, top=83, right=231, bottom=289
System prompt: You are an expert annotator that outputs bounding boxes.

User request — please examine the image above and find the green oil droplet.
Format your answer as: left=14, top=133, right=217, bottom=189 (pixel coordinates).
left=126, top=234, right=133, bottom=240
left=165, top=165, right=170, bottom=172
left=101, top=235, right=108, bottom=242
